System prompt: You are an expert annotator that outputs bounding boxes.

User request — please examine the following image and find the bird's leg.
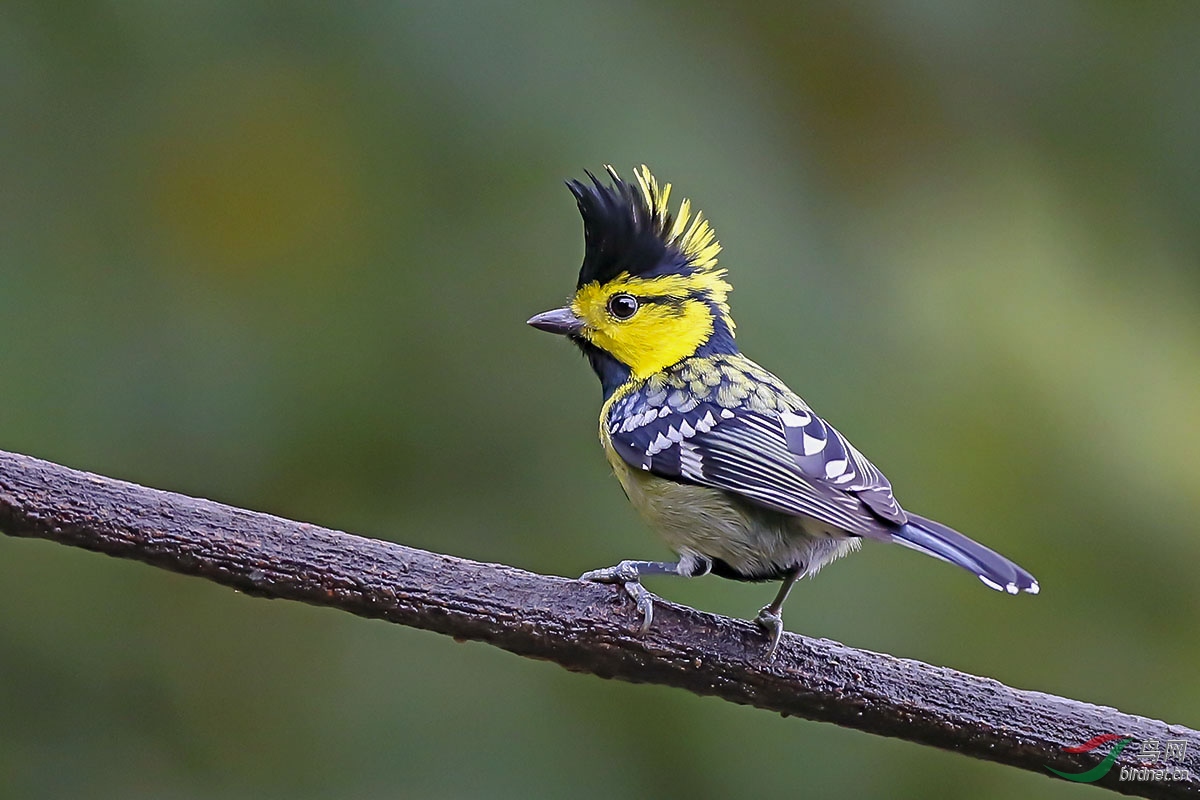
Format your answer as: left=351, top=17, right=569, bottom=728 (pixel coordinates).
left=579, top=560, right=685, bottom=635
left=755, top=566, right=802, bottom=661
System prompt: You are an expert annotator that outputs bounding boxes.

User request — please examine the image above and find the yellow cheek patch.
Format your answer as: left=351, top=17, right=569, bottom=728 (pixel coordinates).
left=572, top=271, right=734, bottom=380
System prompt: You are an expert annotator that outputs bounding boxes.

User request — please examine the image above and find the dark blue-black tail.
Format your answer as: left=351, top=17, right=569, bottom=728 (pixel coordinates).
left=894, top=513, right=1039, bottom=595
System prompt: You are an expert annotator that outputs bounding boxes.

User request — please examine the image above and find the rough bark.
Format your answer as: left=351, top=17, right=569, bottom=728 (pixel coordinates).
left=0, top=450, right=1195, bottom=797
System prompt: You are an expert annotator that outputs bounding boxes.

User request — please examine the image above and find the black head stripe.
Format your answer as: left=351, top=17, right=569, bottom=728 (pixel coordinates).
left=568, top=167, right=691, bottom=288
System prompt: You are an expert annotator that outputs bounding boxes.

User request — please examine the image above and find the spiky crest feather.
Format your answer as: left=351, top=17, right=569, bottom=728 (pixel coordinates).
left=567, top=165, right=724, bottom=289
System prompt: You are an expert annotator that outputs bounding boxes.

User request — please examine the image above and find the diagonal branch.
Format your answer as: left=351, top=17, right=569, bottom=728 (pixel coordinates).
left=0, top=449, right=1195, bottom=797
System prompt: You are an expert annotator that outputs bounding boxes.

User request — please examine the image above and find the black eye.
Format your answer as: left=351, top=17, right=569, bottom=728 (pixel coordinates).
left=607, top=293, right=639, bottom=320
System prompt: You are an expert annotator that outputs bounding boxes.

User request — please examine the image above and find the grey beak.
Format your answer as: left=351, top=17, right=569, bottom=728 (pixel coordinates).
left=527, top=306, right=585, bottom=336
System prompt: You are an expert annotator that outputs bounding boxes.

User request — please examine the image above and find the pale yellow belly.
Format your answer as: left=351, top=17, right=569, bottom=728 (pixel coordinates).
left=603, top=438, right=860, bottom=580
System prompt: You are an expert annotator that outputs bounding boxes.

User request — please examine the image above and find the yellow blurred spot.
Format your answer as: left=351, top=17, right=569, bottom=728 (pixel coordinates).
left=145, top=62, right=363, bottom=282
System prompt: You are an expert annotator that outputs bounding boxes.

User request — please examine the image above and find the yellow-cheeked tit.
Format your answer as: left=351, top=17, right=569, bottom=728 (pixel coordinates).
left=528, top=166, right=1037, bottom=658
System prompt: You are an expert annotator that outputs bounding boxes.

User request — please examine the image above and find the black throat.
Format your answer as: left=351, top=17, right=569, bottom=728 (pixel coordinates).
left=574, top=338, right=632, bottom=400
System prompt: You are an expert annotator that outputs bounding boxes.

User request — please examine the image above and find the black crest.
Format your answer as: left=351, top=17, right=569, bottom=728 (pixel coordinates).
left=567, top=166, right=688, bottom=288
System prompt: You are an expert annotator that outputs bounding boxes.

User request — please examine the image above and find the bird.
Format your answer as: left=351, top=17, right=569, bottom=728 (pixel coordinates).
left=527, top=165, right=1038, bottom=659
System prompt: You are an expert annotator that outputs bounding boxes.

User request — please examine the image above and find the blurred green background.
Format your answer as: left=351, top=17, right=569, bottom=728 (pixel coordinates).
left=2, top=2, right=1198, bottom=798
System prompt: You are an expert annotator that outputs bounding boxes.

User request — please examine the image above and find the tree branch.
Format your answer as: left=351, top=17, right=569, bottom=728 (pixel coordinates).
left=0, top=449, right=1194, bottom=797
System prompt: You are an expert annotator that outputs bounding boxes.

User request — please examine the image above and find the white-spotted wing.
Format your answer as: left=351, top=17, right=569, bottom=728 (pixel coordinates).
left=607, top=397, right=906, bottom=538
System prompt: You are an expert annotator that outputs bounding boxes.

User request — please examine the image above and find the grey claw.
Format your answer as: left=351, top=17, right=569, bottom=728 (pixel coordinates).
left=627, top=581, right=654, bottom=635
left=755, top=605, right=784, bottom=661
left=579, top=561, right=640, bottom=584
left=580, top=562, right=655, bottom=635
